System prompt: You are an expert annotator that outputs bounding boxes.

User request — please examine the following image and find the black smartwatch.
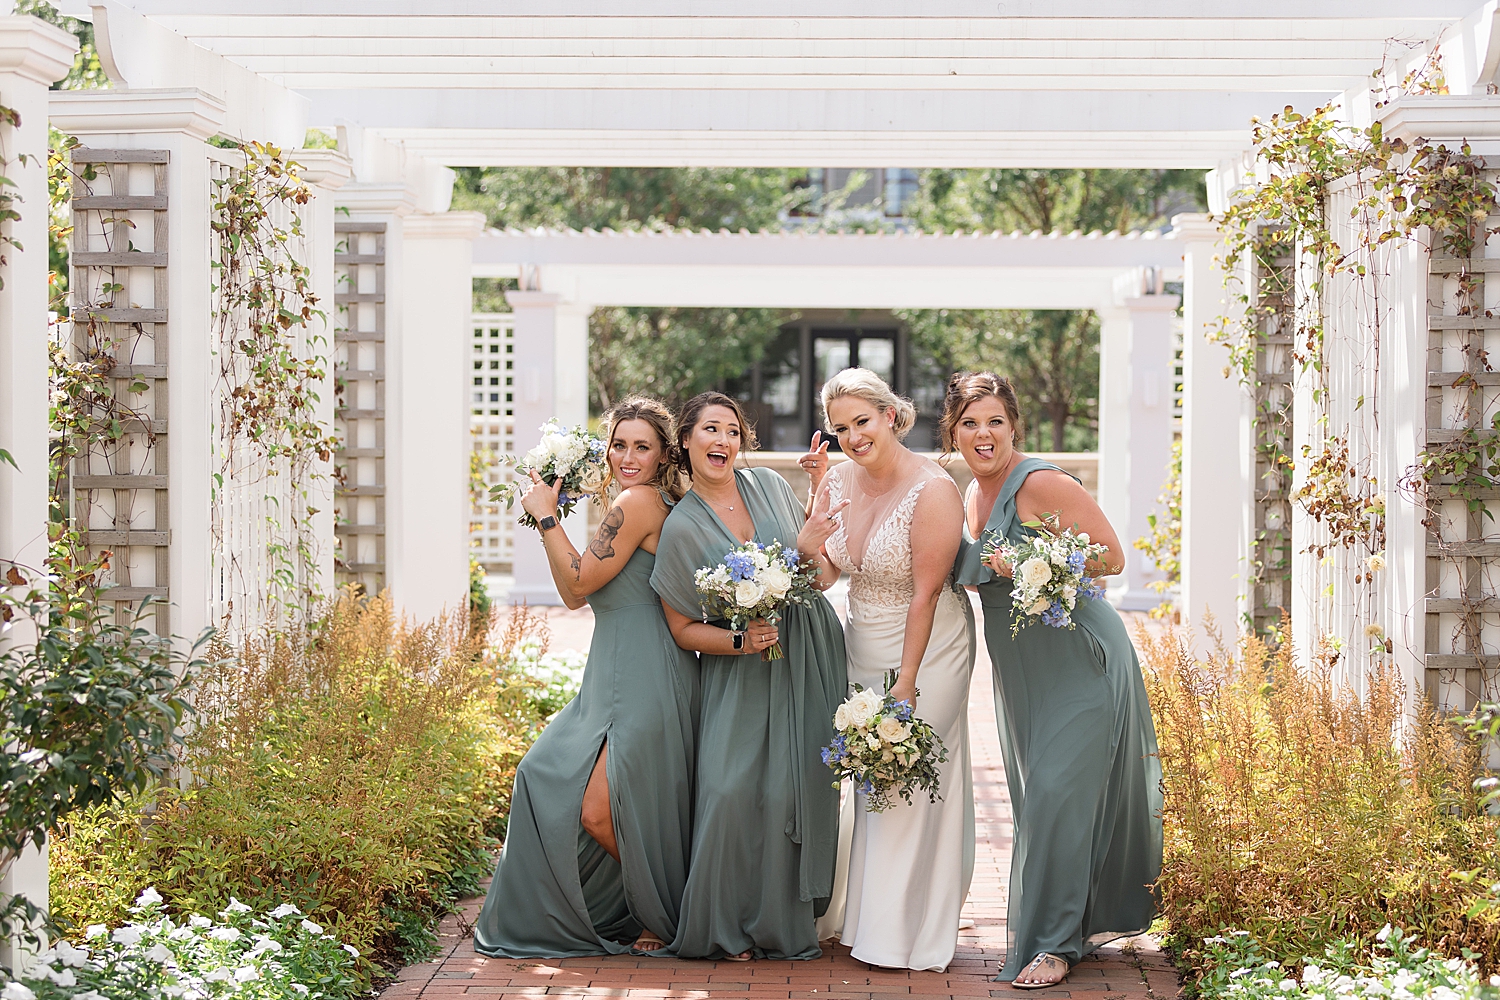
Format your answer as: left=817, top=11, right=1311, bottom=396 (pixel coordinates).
left=731, top=629, right=746, bottom=652
left=538, top=514, right=559, bottom=532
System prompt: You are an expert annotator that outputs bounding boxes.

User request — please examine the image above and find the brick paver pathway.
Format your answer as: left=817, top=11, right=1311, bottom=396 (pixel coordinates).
left=385, top=601, right=1179, bottom=1000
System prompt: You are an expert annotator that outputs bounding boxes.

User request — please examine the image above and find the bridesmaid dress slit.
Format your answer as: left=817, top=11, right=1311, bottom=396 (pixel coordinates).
left=473, top=547, right=700, bottom=958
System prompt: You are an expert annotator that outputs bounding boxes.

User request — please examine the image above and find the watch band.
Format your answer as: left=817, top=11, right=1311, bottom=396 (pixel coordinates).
left=731, top=630, right=746, bottom=651
left=538, top=514, right=559, bottom=532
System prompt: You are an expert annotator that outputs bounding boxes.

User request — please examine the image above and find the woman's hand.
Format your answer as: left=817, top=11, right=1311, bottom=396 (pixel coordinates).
left=519, top=469, right=564, bottom=524
left=744, top=619, right=779, bottom=655
left=796, top=496, right=851, bottom=556
left=888, top=674, right=917, bottom=709
left=798, top=431, right=831, bottom=500
left=986, top=549, right=1014, bottom=578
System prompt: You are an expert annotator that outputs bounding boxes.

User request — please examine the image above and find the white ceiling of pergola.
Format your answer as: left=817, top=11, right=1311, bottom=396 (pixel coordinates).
left=69, top=1, right=1488, bottom=168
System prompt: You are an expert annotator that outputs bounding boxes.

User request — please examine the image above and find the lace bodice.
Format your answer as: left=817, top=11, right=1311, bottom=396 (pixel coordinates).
left=825, top=464, right=955, bottom=609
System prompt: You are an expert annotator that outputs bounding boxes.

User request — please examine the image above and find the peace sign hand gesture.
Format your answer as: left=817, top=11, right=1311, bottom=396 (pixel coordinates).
left=798, top=431, right=832, bottom=497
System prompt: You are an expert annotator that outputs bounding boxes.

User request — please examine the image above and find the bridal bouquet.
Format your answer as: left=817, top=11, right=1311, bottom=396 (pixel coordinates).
left=982, top=518, right=1108, bottom=636
left=822, top=683, right=947, bottom=812
left=694, top=540, right=821, bottom=660
left=489, top=420, right=607, bottom=529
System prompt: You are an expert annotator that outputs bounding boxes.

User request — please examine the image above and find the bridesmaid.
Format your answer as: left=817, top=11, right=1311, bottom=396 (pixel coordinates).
left=944, top=372, right=1162, bottom=989
left=473, top=397, right=699, bottom=958
left=650, top=391, right=849, bottom=961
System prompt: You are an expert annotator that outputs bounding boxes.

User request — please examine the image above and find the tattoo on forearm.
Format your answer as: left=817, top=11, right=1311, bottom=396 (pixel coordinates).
left=589, top=507, right=625, bottom=560
left=568, top=552, right=581, bottom=578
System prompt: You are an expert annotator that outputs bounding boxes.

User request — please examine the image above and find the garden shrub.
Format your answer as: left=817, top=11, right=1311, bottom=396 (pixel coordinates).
left=1139, top=623, right=1500, bottom=982
left=49, top=594, right=558, bottom=974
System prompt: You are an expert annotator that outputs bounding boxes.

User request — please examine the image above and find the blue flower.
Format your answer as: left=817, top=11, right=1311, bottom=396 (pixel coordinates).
left=1067, top=551, right=1087, bottom=574
left=893, top=700, right=914, bottom=722
left=783, top=549, right=800, bottom=568
left=821, top=745, right=835, bottom=765
left=558, top=490, right=573, bottom=507
left=1041, top=602, right=1071, bottom=628
left=859, top=779, right=875, bottom=795
left=724, top=551, right=756, bottom=582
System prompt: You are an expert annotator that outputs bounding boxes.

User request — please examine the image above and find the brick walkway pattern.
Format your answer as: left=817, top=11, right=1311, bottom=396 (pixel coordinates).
left=385, top=602, right=1179, bottom=1000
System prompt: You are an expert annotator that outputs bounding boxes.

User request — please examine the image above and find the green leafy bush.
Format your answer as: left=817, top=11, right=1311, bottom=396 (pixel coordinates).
left=11, top=889, right=360, bottom=1000
left=0, top=584, right=202, bottom=967
left=49, top=593, right=548, bottom=975
left=1138, top=624, right=1500, bottom=981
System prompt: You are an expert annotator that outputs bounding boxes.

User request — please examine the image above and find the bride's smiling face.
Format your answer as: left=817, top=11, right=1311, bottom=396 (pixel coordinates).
left=955, top=396, right=1016, bottom=478
left=683, top=405, right=742, bottom=486
left=826, top=395, right=897, bottom=468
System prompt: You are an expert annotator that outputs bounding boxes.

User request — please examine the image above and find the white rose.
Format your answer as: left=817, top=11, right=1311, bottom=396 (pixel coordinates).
left=1366, top=553, right=1386, bottom=572
left=845, top=689, right=882, bottom=728
left=1077, top=532, right=1090, bottom=543
left=522, top=442, right=549, bottom=469
left=876, top=717, right=911, bottom=744
left=733, top=579, right=764, bottom=608
left=579, top=463, right=607, bottom=494
left=833, top=702, right=852, bottom=731
left=1028, top=598, right=1051, bottom=615
left=760, top=564, right=792, bottom=600
left=1020, top=557, right=1052, bottom=588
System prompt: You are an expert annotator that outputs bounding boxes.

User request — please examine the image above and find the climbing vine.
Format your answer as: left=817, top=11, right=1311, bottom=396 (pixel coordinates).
left=1210, top=52, right=1500, bottom=674
left=210, top=141, right=336, bottom=620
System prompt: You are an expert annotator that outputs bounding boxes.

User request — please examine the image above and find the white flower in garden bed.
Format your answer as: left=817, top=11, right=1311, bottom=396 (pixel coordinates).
left=1, top=889, right=361, bottom=1000
left=1200, top=926, right=1493, bottom=1000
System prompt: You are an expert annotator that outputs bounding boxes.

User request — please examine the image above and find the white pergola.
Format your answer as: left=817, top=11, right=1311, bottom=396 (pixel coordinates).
left=1, top=0, right=1498, bottom=952
left=474, top=225, right=1193, bottom=607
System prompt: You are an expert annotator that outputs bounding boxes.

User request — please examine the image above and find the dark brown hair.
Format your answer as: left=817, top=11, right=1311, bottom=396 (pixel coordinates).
left=673, top=391, right=758, bottom=478
left=600, top=396, right=686, bottom=502
left=938, top=371, right=1024, bottom=454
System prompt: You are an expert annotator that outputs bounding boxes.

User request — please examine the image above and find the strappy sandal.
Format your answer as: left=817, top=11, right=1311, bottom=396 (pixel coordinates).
left=632, top=930, right=666, bottom=953
left=722, top=949, right=753, bottom=962
left=1010, top=953, right=1068, bottom=989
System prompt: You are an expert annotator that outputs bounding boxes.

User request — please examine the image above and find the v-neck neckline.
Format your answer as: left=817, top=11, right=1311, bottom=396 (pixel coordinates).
left=690, top=468, right=756, bottom=545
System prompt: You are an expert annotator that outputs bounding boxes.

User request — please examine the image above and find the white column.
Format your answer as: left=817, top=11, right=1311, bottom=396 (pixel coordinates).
left=393, top=210, right=486, bottom=621
left=50, top=88, right=228, bottom=646
left=0, top=16, right=75, bottom=582
left=0, top=18, right=81, bottom=970
left=292, top=149, right=351, bottom=594
left=1096, top=275, right=1179, bottom=612
left=1175, top=213, right=1249, bottom=638
left=507, top=290, right=591, bottom=606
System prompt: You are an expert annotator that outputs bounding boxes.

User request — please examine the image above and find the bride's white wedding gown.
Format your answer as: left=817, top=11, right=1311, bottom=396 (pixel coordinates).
left=817, top=459, right=976, bottom=972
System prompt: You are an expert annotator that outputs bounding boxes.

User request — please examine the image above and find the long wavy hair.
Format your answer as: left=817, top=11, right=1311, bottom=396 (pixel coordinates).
left=598, top=396, right=685, bottom=502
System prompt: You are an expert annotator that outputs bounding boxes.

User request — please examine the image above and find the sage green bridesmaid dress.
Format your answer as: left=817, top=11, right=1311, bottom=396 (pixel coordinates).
left=954, top=457, right=1163, bottom=980
left=650, top=466, right=848, bottom=960
left=473, top=546, right=700, bottom=958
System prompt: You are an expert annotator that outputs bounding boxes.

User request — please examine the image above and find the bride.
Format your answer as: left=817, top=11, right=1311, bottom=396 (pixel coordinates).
left=810, top=368, right=976, bottom=972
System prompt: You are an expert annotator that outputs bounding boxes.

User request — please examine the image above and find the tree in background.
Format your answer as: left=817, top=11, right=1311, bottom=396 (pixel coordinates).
left=900, top=308, right=1100, bottom=452
left=455, top=167, right=803, bottom=411
left=899, top=169, right=1206, bottom=450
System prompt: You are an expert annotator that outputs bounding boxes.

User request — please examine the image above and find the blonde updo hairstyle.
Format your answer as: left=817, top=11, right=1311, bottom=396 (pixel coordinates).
left=599, top=396, right=686, bottom=502
left=820, top=367, right=917, bottom=441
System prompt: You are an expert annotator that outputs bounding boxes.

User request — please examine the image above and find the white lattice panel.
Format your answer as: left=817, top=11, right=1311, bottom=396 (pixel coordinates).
left=471, top=313, right=515, bottom=571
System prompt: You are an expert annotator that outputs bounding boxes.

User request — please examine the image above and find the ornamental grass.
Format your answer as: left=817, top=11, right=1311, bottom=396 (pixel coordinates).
left=49, top=594, right=558, bottom=974
left=1139, top=621, right=1500, bottom=981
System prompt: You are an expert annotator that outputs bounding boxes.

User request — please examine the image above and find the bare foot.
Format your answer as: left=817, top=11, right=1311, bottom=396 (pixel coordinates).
left=1010, top=953, right=1067, bottom=989
left=633, top=930, right=666, bottom=952
left=723, top=950, right=753, bottom=962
